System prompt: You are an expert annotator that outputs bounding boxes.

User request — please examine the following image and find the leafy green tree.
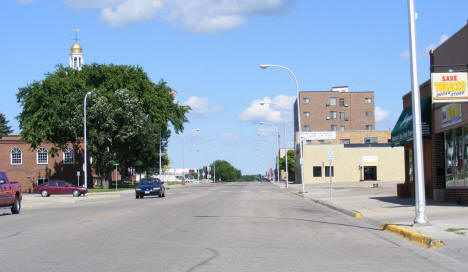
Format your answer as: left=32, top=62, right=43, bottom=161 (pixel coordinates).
left=210, top=160, right=241, bottom=182
left=17, top=64, right=189, bottom=188
left=239, top=174, right=261, bottom=182
left=0, top=113, right=12, bottom=137
left=279, top=150, right=295, bottom=181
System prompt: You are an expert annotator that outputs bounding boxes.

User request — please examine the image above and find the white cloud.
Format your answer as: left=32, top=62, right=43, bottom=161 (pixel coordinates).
left=400, top=34, right=448, bottom=60
left=375, top=106, right=390, bottom=122
left=183, top=96, right=223, bottom=117
left=21, top=0, right=294, bottom=33
left=399, top=50, right=409, bottom=60
left=220, top=132, right=241, bottom=142
left=238, top=95, right=295, bottom=123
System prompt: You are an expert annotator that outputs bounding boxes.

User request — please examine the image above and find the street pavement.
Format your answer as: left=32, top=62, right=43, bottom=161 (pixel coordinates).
left=1, top=182, right=465, bottom=272
left=281, top=180, right=468, bottom=265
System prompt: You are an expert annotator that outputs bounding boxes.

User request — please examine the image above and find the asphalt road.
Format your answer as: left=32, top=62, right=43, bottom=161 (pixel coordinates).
left=0, top=182, right=464, bottom=272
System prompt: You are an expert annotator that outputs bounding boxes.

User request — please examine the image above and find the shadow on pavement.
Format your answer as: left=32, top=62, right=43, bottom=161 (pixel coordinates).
left=192, top=215, right=381, bottom=231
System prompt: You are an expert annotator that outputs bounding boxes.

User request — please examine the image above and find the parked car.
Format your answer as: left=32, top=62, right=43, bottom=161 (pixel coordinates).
left=0, top=171, right=22, bottom=214
left=34, top=180, right=88, bottom=197
left=135, top=178, right=165, bottom=199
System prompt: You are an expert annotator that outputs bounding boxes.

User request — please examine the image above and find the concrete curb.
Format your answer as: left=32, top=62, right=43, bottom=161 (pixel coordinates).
left=312, top=198, right=363, bottom=219
left=381, top=223, right=445, bottom=249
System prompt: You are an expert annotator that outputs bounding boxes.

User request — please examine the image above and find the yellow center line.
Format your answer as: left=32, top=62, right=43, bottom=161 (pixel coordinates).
left=91, top=215, right=110, bottom=221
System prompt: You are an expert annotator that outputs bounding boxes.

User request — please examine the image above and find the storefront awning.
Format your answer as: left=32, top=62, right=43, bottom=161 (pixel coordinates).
left=391, top=97, right=431, bottom=146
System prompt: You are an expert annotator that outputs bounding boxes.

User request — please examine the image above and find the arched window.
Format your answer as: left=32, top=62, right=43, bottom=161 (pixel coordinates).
left=36, top=147, right=48, bottom=164
left=74, top=57, right=77, bottom=68
left=10, top=147, right=22, bottom=165
left=63, top=146, right=75, bottom=164
left=79, top=57, right=82, bottom=66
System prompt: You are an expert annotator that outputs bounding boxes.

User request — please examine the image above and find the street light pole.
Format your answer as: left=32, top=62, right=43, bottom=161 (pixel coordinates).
left=407, top=0, right=427, bottom=224
left=260, top=64, right=304, bottom=193
left=83, top=91, right=92, bottom=189
left=258, top=122, right=280, bottom=184
left=159, top=131, right=162, bottom=176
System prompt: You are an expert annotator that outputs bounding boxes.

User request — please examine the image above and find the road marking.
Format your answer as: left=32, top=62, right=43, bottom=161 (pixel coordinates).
left=166, top=193, right=173, bottom=195
left=91, top=215, right=109, bottom=221
left=221, top=191, right=232, bottom=193
left=240, top=190, right=251, bottom=193
left=112, top=195, right=120, bottom=198
left=182, top=191, right=192, bottom=194
left=260, top=190, right=271, bottom=193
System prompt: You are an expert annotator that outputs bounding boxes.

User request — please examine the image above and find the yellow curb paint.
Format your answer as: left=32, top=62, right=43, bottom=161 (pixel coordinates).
left=26, top=206, right=32, bottom=210
left=381, top=223, right=445, bottom=249
left=354, top=212, right=363, bottom=218
left=91, top=215, right=109, bottom=221
left=112, top=195, right=120, bottom=198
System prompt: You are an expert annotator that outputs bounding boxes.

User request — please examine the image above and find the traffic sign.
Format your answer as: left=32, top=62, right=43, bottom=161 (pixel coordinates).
left=327, top=150, right=334, bottom=161
left=113, top=163, right=120, bottom=166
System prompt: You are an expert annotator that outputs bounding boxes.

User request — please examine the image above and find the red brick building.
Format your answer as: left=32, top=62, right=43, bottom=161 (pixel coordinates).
left=0, top=135, right=85, bottom=192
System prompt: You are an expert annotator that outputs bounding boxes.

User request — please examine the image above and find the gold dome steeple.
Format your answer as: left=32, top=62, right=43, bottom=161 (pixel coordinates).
left=70, top=42, right=82, bottom=53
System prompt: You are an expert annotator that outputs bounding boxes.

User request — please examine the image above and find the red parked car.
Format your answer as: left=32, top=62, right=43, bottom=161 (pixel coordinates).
left=34, top=180, right=87, bottom=197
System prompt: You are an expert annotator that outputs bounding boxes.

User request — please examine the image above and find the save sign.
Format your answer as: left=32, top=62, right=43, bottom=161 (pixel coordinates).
left=431, top=72, right=468, bottom=103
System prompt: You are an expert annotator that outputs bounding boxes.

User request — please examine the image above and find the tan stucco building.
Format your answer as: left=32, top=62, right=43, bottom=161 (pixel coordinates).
left=302, top=143, right=404, bottom=183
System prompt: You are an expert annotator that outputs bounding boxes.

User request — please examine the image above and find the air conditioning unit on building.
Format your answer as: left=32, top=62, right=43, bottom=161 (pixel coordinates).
left=326, top=116, right=331, bottom=120
left=344, top=104, right=349, bottom=107
left=344, top=118, right=349, bottom=121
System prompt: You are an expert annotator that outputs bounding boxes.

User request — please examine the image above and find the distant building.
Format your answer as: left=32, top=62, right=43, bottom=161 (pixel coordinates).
left=294, top=86, right=375, bottom=133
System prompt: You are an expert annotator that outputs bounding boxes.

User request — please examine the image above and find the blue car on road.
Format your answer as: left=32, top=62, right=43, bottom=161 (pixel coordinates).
left=135, top=178, right=166, bottom=199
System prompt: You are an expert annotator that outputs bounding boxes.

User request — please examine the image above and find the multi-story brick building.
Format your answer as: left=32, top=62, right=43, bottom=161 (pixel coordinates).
left=294, top=86, right=375, bottom=133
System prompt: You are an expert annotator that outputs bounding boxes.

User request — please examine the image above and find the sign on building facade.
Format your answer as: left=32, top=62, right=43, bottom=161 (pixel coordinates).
left=301, top=131, right=336, bottom=141
left=441, top=103, right=462, bottom=128
left=431, top=72, right=468, bottom=103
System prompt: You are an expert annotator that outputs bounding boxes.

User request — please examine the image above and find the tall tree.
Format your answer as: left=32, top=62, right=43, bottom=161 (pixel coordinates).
left=210, top=160, right=242, bottom=182
left=279, top=150, right=295, bottom=181
left=17, top=64, right=189, bottom=188
left=0, top=113, right=12, bottom=137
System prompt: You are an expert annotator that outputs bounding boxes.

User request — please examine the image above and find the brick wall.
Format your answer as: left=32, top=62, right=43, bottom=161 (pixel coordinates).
left=298, top=91, right=375, bottom=131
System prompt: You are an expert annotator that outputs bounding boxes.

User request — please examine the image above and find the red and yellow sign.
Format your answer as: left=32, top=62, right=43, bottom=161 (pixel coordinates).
left=431, top=72, right=468, bottom=103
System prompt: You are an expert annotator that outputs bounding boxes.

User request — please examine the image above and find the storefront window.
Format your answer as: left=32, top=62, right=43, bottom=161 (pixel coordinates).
left=445, top=127, right=468, bottom=188
left=407, top=149, right=414, bottom=183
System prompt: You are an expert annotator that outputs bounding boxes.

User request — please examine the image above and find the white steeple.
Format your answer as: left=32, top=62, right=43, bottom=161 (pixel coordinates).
left=69, top=28, right=84, bottom=70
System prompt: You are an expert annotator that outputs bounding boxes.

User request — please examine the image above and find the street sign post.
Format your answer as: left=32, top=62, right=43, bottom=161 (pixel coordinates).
left=77, top=171, right=80, bottom=187
left=113, top=163, right=119, bottom=190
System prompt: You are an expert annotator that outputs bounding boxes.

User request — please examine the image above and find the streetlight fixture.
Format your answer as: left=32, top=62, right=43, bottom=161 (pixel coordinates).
left=259, top=64, right=304, bottom=193
left=258, top=122, right=280, bottom=184
left=83, top=91, right=92, bottom=188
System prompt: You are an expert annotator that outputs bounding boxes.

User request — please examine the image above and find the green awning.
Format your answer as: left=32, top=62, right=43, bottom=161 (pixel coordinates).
left=391, top=97, right=431, bottom=146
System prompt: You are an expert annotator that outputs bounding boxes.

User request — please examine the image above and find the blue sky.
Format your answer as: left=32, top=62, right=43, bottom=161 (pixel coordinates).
left=2, top=0, right=468, bottom=174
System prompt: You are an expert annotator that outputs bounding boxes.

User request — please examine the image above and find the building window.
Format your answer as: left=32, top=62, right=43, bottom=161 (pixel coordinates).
left=325, top=166, right=334, bottom=177
left=339, top=98, right=345, bottom=106
left=10, top=147, right=22, bottom=165
left=303, top=125, right=310, bottom=131
left=303, top=98, right=310, bottom=103
left=330, top=98, right=337, bottom=106
left=341, top=139, right=350, bottom=144
left=306, top=140, right=312, bottom=145
left=318, top=140, right=325, bottom=144
left=365, top=98, right=372, bottom=104
left=366, top=111, right=372, bottom=117
left=313, top=166, right=322, bottom=177
left=303, top=112, right=310, bottom=117
left=330, top=111, right=337, bottom=119
left=74, top=57, right=77, bottom=68
left=63, top=146, right=75, bottom=164
left=37, top=147, right=48, bottom=164
left=331, top=125, right=337, bottom=131
left=366, top=125, right=373, bottom=131
left=340, top=112, right=345, bottom=120
left=364, top=137, right=378, bottom=143
left=340, top=126, right=345, bottom=132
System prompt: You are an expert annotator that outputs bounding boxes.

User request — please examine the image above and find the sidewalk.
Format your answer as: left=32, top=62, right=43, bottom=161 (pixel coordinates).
left=278, top=181, right=468, bottom=251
